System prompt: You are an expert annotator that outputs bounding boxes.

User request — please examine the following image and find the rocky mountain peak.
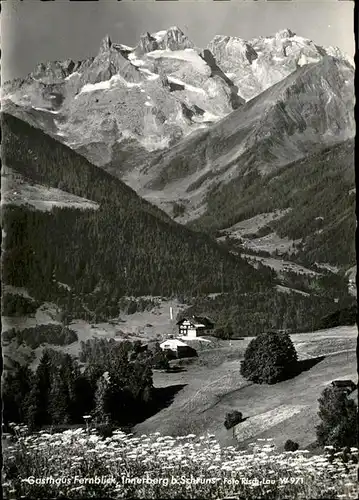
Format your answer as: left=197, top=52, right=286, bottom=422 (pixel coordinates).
left=208, top=35, right=258, bottom=65
left=135, top=32, right=159, bottom=56
left=99, top=35, right=112, bottom=53
left=162, top=26, right=194, bottom=51
left=275, top=28, right=296, bottom=40
left=134, top=26, right=194, bottom=55
left=30, top=59, right=77, bottom=84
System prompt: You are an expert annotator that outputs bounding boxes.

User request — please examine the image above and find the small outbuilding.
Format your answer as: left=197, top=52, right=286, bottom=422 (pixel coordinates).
left=160, top=338, right=197, bottom=358
left=331, top=380, right=357, bottom=394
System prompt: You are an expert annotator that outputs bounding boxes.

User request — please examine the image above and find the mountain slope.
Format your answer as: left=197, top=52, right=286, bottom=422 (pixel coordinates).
left=1, top=112, right=270, bottom=307
left=211, top=139, right=356, bottom=269
left=2, top=28, right=352, bottom=174
left=116, top=56, right=354, bottom=269
left=131, top=56, right=354, bottom=203
left=2, top=113, right=352, bottom=333
left=2, top=27, right=243, bottom=170
left=207, top=28, right=354, bottom=101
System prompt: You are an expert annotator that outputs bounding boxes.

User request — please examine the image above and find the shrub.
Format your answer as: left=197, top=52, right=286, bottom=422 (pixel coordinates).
left=95, top=423, right=114, bottom=438
left=316, top=386, right=358, bottom=448
left=240, top=331, right=298, bottom=384
left=213, top=325, right=233, bottom=340
left=284, top=439, right=299, bottom=451
left=224, top=410, right=243, bottom=430
left=151, top=343, right=170, bottom=370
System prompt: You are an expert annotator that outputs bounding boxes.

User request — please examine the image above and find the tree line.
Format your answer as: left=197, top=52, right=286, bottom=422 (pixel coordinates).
left=2, top=338, right=170, bottom=432
left=179, top=288, right=355, bottom=338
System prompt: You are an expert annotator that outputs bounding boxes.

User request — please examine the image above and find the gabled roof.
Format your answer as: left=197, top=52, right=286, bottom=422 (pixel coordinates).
left=177, top=316, right=214, bottom=328
left=160, top=339, right=189, bottom=348
left=331, top=380, right=356, bottom=387
left=193, top=316, right=214, bottom=328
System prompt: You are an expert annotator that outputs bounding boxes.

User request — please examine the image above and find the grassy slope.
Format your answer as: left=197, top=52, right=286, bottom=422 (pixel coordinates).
left=135, top=327, right=357, bottom=449
left=2, top=295, right=189, bottom=371
left=2, top=167, right=100, bottom=212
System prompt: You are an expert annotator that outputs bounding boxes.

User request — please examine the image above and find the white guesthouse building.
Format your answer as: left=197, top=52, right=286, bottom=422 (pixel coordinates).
left=177, top=316, right=214, bottom=339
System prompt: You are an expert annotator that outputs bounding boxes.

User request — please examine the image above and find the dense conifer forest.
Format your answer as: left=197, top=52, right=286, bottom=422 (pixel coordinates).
left=189, top=140, right=355, bottom=268
left=2, top=113, right=355, bottom=331
left=2, top=340, right=170, bottom=431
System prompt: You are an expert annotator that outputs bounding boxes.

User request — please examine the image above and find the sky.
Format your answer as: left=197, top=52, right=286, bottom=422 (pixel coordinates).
left=1, top=0, right=355, bottom=82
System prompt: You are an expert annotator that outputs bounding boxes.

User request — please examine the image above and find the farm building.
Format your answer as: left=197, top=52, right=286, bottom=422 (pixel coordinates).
left=331, top=380, right=357, bottom=394
left=177, top=316, right=214, bottom=339
left=160, top=338, right=197, bottom=358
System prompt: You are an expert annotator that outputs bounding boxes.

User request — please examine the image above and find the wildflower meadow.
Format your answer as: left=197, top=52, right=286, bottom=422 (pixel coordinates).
left=3, top=424, right=358, bottom=499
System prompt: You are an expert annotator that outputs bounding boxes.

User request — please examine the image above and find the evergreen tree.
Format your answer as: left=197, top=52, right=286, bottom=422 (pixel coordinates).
left=48, top=374, right=71, bottom=425
left=316, top=386, right=358, bottom=448
left=93, top=375, right=111, bottom=425
left=24, top=351, right=52, bottom=428
left=2, top=363, right=33, bottom=425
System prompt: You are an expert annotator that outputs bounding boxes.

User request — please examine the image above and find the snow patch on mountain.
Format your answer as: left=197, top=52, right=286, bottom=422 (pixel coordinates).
left=168, top=76, right=207, bottom=95
left=33, top=107, right=61, bottom=114
left=152, top=30, right=167, bottom=42
left=146, top=49, right=208, bottom=73
left=192, top=111, right=219, bottom=123
left=128, top=53, right=146, bottom=67
left=138, top=68, right=160, bottom=81
left=141, top=132, right=170, bottom=152
left=117, top=43, right=134, bottom=51
left=65, top=71, right=81, bottom=81
left=77, top=75, right=142, bottom=95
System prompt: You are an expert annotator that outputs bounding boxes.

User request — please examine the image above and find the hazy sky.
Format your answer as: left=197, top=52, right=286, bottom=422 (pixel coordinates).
left=1, top=0, right=355, bottom=82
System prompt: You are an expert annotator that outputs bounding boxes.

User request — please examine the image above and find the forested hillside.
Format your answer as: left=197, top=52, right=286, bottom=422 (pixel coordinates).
left=1, top=113, right=172, bottom=224
left=2, top=113, right=354, bottom=332
left=2, top=113, right=272, bottom=320
left=190, top=140, right=355, bottom=268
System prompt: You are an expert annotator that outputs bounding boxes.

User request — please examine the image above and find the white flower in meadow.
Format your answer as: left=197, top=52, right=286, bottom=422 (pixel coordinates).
left=69, top=486, right=85, bottom=492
